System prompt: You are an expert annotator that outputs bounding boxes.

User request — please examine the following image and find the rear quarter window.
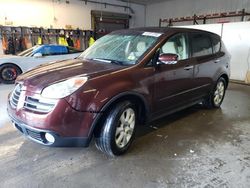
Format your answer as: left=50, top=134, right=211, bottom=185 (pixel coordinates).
left=211, top=34, right=221, bottom=53
left=190, top=33, right=213, bottom=57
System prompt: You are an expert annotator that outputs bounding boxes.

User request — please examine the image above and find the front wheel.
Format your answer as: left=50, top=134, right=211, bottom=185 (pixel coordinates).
left=203, top=77, right=226, bottom=108
left=95, top=101, right=137, bottom=157
left=0, top=64, right=21, bottom=84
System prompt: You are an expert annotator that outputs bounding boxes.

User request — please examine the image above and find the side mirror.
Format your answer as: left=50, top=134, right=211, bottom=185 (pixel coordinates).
left=33, top=52, right=43, bottom=58
left=158, top=53, right=178, bottom=65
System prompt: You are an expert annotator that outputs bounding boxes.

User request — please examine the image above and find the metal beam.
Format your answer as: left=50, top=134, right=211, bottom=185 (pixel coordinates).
left=79, top=0, right=134, bottom=14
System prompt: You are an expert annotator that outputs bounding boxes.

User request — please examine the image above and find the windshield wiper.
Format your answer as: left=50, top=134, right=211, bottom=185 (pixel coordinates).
left=92, top=58, right=125, bottom=66
left=110, top=60, right=124, bottom=65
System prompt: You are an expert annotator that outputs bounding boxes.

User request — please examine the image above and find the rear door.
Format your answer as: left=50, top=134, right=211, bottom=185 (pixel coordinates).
left=153, top=33, right=196, bottom=117
left=189, top=32, right=219, bottom=98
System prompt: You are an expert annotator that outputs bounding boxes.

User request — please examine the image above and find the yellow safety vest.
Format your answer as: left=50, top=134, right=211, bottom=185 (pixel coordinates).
left=89, top=37, right=95, bottom=47
left=37, top=37, right=42, bottom=45
left=58, top=37, right=68, bottom=46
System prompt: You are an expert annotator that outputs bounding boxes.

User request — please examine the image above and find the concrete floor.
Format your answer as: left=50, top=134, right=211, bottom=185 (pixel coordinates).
left=0, top=83, right=250, bottom=188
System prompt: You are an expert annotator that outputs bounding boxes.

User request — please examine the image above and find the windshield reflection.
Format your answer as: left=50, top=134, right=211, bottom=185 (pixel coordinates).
left=80, top=33, right=160, bottom=65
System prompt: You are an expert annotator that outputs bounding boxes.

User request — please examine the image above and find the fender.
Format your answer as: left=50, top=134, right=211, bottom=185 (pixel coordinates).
left=87, top=91, right=151, bottom=138
left=99, top=91, right=150, bottom=113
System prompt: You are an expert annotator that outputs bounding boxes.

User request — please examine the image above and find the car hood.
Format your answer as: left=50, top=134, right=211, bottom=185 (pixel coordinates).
left=17, top=58, right=125, bottom=93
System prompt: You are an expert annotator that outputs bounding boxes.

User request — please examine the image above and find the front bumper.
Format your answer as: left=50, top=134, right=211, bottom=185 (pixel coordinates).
left=7, top=91, right=99, bottom=147
left=10, top=115, right=90, bottom=147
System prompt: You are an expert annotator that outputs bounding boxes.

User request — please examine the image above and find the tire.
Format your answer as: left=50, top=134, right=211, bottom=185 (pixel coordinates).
left=203, top=77, right=226, bottom=108
left=95, top=101, right=137, bottom=157
left=0, top=64, right=21, bottom=84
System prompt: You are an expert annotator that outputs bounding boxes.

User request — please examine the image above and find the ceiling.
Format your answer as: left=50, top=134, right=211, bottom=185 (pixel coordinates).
left=118, top=0, right=171, bottom=5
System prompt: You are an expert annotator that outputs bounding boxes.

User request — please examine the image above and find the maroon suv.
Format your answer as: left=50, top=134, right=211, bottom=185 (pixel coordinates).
left=7, top=27, right=230, bottom=156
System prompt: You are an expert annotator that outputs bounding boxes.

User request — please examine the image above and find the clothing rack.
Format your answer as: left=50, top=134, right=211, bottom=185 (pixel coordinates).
left=0, top=26, right=94, bottom=55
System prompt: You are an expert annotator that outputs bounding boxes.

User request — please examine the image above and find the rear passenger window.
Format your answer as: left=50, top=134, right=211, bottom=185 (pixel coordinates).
left=41, top=46, right=68, bottom=56
left=51, top=46, right=68, bottom=55
left=191, top=33, right=213, bottom=57
left=211, top=35, right=221, bottom=53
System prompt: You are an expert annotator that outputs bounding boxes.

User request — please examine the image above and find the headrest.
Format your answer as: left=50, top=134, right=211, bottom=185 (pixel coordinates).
left=137, top=41, right=146, bottom=52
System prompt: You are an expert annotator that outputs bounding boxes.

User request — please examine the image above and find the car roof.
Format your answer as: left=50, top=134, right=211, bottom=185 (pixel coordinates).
left=114, top=27, right=220, bottom=37
left=41, top=44, right=68, bottom=47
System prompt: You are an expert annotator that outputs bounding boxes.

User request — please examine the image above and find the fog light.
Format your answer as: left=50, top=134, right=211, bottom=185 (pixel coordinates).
left=45, top=133, right=55, bottom=143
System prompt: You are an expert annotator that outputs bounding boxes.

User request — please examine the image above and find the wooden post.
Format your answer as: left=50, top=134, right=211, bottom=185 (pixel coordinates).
left=193, top=14, right=198, bottom=25
left=241, top=9, right=245, bottom=21
left=159, top=18, right=162, bottom=27
left=203, top=17, right=206, bottom=24
left=167, top=19, right=173, bottom=27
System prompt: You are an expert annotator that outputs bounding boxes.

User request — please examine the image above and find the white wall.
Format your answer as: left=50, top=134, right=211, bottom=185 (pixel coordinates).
left=0, top=0, right=145, bottom=29
left=146, top=0, right=250, bottom=27
left=145, top=0, right=250, bottom=83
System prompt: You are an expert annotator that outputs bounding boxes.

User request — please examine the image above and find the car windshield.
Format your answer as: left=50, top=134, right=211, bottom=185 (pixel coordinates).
left=79, top=32, right=161, bottom=65
left=18, top=45, right=41, bottom=57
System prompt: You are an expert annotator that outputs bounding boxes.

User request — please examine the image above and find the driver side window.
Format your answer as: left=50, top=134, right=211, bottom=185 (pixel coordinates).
left=161, top=33, right=188, bottom=62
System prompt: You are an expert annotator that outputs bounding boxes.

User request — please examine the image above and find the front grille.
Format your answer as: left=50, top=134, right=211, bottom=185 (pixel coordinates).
left=13, top=121, right=44, bottom=142
left=24, top=96, right=57, bottom=113
left=9, top=83, right=57, bottom=113
left=10, top=84, right=21, bottom=109
left=26, top=129, right=44, bottom=142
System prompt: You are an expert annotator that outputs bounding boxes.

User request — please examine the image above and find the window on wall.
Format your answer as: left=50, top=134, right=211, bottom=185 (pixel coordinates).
left=191, top=33, right=213, bottom=57
left=161, top=33, right=188, bottom=60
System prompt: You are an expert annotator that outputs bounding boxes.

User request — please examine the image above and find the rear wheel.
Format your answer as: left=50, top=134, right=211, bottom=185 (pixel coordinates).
left=0, top=64, right=21, bottom=84
left=203, top=77, right=226, bottom=108
left=95, top=101, right=137, bottom=157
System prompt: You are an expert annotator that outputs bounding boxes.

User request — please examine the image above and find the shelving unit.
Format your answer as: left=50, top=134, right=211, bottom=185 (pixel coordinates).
left=159, top=9, right=250, bottom=27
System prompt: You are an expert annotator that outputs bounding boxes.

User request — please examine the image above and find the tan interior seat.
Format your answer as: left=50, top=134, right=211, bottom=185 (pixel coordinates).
left=162, top=42, right=177, bottom=54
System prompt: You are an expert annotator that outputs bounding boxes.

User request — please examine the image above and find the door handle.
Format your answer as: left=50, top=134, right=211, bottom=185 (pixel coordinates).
left=184, top=65, right=194, bottom=70
left=214, top=59, right=220, bottom=63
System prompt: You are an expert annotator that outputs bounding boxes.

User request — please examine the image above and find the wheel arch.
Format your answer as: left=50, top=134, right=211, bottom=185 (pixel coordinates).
left=0, top=62, right=23, bottom=74
left=91, top=91, right=150, bottom=137
left=219, top=73, right=229, bottom=88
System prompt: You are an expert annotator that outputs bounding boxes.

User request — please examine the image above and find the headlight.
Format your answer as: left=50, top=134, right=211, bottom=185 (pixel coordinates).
left=41, top=77, right=88, bottom=99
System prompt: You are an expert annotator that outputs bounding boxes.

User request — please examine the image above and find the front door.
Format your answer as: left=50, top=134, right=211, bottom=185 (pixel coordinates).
left=153, top=33, right=196, bottom=117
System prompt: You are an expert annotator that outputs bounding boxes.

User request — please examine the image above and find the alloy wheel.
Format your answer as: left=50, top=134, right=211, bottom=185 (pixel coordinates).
left=214, top=81, right=225, bottom=106
left=115, top=108, right=135, bottom=148
left=2, top=67, right=17, bottom=81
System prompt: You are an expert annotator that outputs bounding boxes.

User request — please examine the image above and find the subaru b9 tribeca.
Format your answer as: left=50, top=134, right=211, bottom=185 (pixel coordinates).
left=7, top=27, right=230, bottom=156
